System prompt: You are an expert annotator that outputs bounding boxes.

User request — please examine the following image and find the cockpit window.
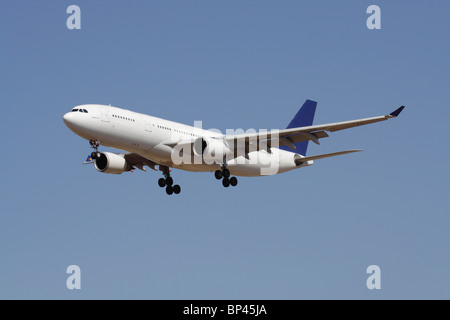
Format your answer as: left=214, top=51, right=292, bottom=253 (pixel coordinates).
left=70, top=108, right=88, bottom=113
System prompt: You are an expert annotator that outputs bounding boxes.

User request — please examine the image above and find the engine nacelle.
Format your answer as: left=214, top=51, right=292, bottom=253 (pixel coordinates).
left=193, top=137, right=231, bottom=162
left=94, top=152, right=132, bottom=174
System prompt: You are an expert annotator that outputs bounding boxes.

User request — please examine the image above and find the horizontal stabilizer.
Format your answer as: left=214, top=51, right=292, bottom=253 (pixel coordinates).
left=295, top=149, right=363, bottom=165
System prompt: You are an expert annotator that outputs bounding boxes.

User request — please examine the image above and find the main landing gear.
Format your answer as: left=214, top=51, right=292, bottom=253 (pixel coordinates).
left=89, top=139, right=101, bottom=159
left=158, top=166, right=181, bottom=195
left=214, top=165, right=238, bottom=188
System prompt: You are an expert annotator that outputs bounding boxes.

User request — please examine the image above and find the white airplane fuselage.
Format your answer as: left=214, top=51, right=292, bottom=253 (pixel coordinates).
left=63, top=104, right=310, bottom=177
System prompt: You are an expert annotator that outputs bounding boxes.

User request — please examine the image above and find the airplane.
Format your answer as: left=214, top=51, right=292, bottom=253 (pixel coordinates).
left=63, top=100, right=404, bottom=195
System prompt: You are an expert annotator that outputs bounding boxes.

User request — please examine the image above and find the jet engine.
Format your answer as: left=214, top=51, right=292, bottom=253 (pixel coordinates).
left=193, top=137, right=231, bottom=162
left=94, top=152, right=132, bottom=174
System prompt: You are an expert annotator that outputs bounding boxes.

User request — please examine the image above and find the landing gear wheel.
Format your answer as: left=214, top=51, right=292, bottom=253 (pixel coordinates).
left=158, top=178, right=166, bottom=188
left=159, top=166, right=180, bottom=195
left=230, top=177, right=238, bottom=187
left=166, top=186, right=174, bottom=195
left=223, top=169, right=231, bottom=178
left=91, top=152, right=99, bottom=159
left=222, top=178, right=230, bottom=188
left=215, top=170, right=223, bottom=180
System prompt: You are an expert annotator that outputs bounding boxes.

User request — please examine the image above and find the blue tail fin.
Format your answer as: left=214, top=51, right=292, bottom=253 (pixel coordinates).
left=279, top=99, right=317, bottom=156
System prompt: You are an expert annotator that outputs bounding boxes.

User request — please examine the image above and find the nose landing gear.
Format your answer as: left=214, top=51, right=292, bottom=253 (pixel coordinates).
left=158, top=166, right=181, bottom=195
left=89, top=139, right=101, bottom=159
left=215, top=164, right=238, bottom=188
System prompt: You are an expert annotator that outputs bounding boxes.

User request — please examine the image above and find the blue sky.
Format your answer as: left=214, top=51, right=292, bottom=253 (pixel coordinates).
left=0, top=1, right=449, bottom=299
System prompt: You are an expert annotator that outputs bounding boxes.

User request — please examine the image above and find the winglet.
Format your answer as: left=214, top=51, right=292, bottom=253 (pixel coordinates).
left=389, top=106, right=405, bottom=117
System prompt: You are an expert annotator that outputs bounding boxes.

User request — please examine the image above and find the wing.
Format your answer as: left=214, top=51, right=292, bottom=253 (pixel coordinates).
left=225, top=106, right=405, bottom=151
left=123, top=153, right=158, bottom=171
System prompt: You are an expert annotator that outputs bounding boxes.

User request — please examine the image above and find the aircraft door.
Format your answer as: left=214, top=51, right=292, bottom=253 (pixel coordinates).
left=101, top=107, right=110, bottom=123
left=145, top=119, right=153, bottom=132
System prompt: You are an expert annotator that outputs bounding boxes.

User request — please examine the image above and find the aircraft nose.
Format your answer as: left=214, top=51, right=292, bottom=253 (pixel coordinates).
left=63, top=111, right=77, bottom=128
left=63, top=112, right=71, bottom=125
